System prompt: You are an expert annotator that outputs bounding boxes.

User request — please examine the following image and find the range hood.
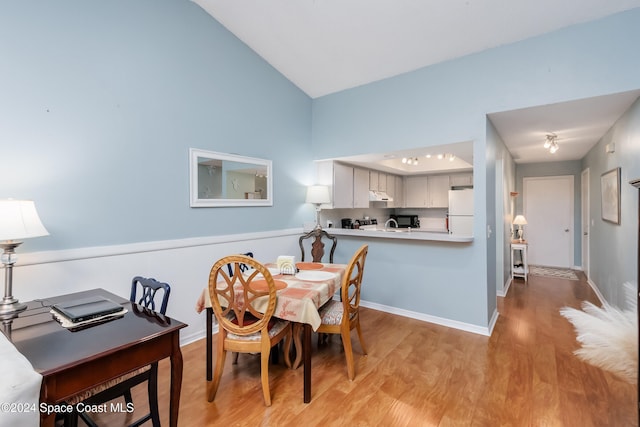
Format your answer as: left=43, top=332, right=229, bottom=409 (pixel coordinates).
left=369, top=190, right=393, bottom=202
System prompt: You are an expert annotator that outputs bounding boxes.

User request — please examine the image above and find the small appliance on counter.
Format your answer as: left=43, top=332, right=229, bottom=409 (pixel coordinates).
left=359, top=217, right=377, bottom=226
left=341, top=217, right=377, bottom=229
left=390, top=215, right=420, bottom=228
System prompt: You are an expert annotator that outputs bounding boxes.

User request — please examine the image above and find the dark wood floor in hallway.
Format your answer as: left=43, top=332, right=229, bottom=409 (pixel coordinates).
left=89, top=272, right=637, bottom=426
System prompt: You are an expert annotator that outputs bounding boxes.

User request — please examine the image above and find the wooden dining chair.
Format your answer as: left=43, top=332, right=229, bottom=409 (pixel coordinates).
left=316, top=244, right=369, bottom=380
left=222, top=251, right=253, bottom=364
left=208, top=255, right=292, bottom=406
left=65, top=276, right=171, bottom=427
left=299, top=228, right=337, bottom=263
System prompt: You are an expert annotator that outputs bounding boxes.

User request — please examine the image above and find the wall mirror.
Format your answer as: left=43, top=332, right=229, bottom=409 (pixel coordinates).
left=189, top=148, right=273, bottom=207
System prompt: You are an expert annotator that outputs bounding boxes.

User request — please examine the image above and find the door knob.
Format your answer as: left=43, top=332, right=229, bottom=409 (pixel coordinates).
left=564, top=229, right=570, bottom=232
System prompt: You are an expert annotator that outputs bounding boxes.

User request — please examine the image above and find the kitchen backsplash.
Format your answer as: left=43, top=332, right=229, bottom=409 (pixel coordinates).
left=315, top=207, right=448, bottom=231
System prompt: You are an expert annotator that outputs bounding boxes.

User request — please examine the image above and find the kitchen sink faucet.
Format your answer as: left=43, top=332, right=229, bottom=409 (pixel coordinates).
left=384, top=218, right=398, bottom=231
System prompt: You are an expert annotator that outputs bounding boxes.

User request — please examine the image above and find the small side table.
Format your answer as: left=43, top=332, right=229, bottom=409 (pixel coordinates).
left=511, top=240, right=528, bottom=282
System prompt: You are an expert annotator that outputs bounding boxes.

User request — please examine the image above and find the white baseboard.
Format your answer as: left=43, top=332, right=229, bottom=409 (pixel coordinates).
left=586, top=278, right=606, bottom=305
left=497, top=277, right=512, bottom=297
left=359, top=300, right=492, bottom=336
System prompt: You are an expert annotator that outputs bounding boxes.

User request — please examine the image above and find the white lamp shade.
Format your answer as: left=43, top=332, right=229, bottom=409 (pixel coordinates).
left=305, top=185, right=330, bottom=204
left=0, top=200, right=49, bottom=241
left=513, top=215, right=528, bottom=225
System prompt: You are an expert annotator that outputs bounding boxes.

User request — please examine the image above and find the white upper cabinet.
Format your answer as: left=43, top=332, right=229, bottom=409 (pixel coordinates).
left=369, top=171, right=378, bottom=191
left=369, top=170, right=388, bottom=192
left=378, top=172, right=387, bottom=192
left=427, top=174, right=450, bottom=208
left=353, top=168, right=370, bottom=208
left=393, top=175, right=404, bottom=208
left=316, top=161, right=370, bottom=209
left=332, top=162, right=355, bottom=208
left=404, top=174, right=449, bottom=208
left=449, top=172, right=473, bottom=187
left=404, top=176, right=429, bottom=207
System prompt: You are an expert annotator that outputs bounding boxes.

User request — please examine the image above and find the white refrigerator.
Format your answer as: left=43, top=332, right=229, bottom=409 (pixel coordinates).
left=448, top=189, right=474, bottom=236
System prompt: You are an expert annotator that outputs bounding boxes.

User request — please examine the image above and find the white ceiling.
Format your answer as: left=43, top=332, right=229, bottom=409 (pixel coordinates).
left=488, top=91, right=640, bottom=164
left=193, top=0, right=640, bottom=169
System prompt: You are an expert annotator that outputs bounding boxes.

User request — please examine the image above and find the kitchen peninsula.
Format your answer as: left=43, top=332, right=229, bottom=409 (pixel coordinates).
left=325, top=227, right=473, bottom=242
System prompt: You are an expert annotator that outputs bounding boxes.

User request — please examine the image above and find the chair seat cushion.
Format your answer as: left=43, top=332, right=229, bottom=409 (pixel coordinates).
left=227, top=318, right=289, bottom=341
left=65, top=365, right=151, bottom=405
left=319, top=300, right=344, bottom=325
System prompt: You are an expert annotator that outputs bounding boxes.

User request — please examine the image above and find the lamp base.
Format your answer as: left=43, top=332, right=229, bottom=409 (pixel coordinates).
left=0, top=297, right=27, bottom=316
left=314, top=206, right=323, bottom=230
left=0, top=241, right=26, bottom=317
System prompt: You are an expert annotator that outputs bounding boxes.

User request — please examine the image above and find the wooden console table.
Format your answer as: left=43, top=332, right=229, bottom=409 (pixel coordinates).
left=2, top=288, right=186, bottom=427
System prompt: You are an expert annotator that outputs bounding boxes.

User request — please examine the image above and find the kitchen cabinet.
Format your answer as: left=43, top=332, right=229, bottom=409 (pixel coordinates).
left=378, top=172, right=387, bottom=192
left=404, top=176, right=428, bottom=207
left=404, top=175, right=449, bottom=208
left=369, top=171, right=387, bottom=192
left=353, top=168, right=370, bottom=208
left=369, top=171, right=378, bottom=191
left=385, top=174, right=396, bottom=207
left=450, top=172, right=473, bottom=187
left=332, top=162, right=354, bottom=208
left=393, top=175, right=404, bottom=208
left=427, top=174, right=450, bottom=207
left=317, top=160, right=402, bottom=209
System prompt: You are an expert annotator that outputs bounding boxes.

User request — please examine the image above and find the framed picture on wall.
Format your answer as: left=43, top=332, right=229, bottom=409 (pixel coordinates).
left=601, top=167, right=621, bottom=224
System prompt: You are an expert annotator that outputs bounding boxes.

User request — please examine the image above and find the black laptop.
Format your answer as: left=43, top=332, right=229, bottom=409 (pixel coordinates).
left=52, top=296, right=124, bottom=323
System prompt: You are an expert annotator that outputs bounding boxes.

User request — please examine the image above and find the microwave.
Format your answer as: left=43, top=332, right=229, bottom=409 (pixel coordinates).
left=390, top=215, right=420, bottom=228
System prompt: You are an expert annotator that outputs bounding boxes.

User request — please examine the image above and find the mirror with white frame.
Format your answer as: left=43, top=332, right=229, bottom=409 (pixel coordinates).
left=189, top=148, right=272, bottom=207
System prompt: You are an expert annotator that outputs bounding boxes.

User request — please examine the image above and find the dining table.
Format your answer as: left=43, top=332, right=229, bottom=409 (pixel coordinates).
left=196, top=261, right=347, bottom=403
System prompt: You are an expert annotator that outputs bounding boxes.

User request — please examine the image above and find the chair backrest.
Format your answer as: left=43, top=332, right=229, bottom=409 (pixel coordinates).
left=340, top=245, right=368, bottom=320
left=130, top=276, right=171, bottom=315
left=208, top=255, right=277, bottom=337
left=299, top=228, right=337, bottom=263
left=227, top=251, right=254, bottom=277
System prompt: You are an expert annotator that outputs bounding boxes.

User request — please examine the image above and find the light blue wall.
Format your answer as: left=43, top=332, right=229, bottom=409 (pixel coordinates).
left=0, top=0, right=313, bottom=252
left=515, top=160, right=584, bottom=267
left=311, top=8, right=640, bottom=327
left=583, top=97, right=640, bottom=308
left=2, top=2, right=640, bottom=329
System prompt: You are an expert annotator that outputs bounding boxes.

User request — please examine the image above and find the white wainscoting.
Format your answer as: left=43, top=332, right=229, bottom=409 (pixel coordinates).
left=11, top=229, right=303, bottom=345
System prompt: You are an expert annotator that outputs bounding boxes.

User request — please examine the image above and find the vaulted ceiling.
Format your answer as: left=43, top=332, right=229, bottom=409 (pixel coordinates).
left=193, top=1, right=640, bottom=167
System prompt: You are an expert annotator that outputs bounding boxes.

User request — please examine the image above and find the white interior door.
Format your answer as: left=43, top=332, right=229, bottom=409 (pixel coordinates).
left=581, top=168, right=590, bottom=278
left=523, top=176, right=574, bottom=268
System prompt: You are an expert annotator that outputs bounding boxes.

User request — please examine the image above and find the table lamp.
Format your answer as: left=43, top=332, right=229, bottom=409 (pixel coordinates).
left=306, top=185, right=330, bottom=229
left=0, top=200, right=49, bottom=316
left=513, top=215, right=528, bottom=242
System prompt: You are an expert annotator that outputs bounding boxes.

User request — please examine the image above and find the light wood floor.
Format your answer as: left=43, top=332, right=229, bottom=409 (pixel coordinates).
left=88, top=272, right=636, bottom=426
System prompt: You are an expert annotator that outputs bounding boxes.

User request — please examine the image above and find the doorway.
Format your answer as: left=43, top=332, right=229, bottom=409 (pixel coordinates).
left=581, top=169, right=590, bottom=279
left=523, top=176, right=574, bottom=268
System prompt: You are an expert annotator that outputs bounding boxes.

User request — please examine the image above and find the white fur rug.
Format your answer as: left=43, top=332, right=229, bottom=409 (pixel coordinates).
left=560, top=299, right=638, bottom=383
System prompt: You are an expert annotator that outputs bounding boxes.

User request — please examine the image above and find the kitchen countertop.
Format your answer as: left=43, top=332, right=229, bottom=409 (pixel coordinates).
left=322, top=227, right=473, bottom=242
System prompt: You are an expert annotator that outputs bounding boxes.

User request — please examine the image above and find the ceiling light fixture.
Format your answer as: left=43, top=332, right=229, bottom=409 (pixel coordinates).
left=545, top=134, right=559, bottom=154
left=402, top=157, right=419, bottom=165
